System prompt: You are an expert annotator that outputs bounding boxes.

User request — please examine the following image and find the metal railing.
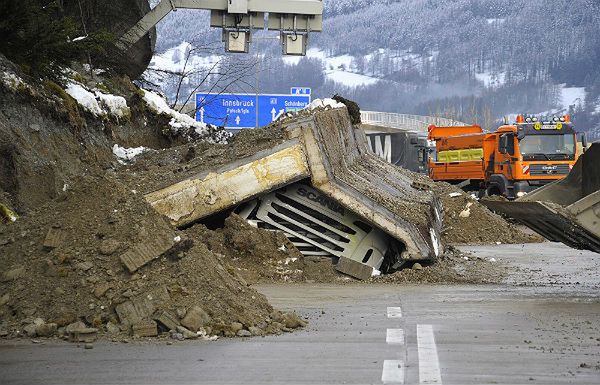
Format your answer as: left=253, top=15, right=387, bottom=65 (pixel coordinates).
left=360, top=111, right=467, bottom=132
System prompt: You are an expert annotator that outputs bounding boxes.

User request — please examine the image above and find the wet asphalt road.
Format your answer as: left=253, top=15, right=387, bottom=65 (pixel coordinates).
left=1, top=242, right=599, bottom=384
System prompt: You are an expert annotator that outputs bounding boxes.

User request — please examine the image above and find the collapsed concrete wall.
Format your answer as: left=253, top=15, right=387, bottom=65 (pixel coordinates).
left=145, top=107, right=444, bottom=277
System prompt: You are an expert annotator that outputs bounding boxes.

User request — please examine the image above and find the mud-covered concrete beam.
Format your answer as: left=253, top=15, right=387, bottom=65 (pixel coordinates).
left=144, top=140, right=310, bottom=227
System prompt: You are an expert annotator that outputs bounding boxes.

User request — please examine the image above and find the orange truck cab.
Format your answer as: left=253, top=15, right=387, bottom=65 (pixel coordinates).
left=428, top=116, right=582, bottom=199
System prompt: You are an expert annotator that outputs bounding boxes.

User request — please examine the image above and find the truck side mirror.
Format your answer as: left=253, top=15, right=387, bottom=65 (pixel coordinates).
left=499, top=135, right=507, bottom=154
left=581, top=133, right=588, bottom=153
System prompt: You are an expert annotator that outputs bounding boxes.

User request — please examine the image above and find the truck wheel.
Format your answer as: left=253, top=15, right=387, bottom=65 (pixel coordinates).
left=486, top=186, right=502, bottom=196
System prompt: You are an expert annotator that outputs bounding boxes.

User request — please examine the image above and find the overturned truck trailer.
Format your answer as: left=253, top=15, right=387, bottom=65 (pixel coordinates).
left=144, top=107, right=443, bottom=279
left=483, top=143, right=600, bottom=253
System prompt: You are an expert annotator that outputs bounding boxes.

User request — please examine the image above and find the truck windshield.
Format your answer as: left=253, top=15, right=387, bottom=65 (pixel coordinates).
left=519, top=134, right=575, bottom=160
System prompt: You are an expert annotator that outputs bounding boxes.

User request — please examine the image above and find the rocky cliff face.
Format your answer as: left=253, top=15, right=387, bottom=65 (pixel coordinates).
left=63, top=0, right=155, bottom=78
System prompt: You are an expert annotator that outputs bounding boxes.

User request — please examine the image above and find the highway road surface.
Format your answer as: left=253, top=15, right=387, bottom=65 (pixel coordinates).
left=1, top=242, right=599, bottom=384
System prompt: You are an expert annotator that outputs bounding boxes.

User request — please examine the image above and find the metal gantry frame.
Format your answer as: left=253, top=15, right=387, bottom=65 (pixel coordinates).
left=118, top=0, right=323, bottom=55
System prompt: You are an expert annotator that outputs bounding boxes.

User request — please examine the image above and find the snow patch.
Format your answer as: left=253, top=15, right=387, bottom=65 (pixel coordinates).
left=305, top=98, right=345, bottom=111
left=593, top=98, right=600, bottom=115
left=1, top=72, right=26, bottom=91
left=65, top=83, right=104, bottom=115
left=325, top=70, right=379, bottom=87
left=82, top=64, right=106, bottom=76
left=560, top=85, right=585, bottom=109
left=112, top=144, right=147, bottom=163
left=149, top=41, right=221, bottom=73
left=486, top=18, right=506, bottom=24
left=65, top=81, right=131, bottom=119
left=96, top=92, right=130, bottom=118
left=475, top=71, right=506, bottom=88
left=141, top=89, right=228, bottom=142
left=283, top=48, right=380, bottom=88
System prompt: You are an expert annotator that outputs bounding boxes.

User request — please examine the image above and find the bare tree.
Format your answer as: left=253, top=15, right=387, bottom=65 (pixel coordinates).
left=143, top=38, right=260, bottom=119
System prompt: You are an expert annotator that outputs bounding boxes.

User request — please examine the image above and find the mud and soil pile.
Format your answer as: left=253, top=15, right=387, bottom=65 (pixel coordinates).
left=399, top=170, right=541, bottom=245
left=0, top=58, right=304, bottom=342
left=0, top=174, right=306, bottom=341
left=432, top=182, right=542, bottom=245
left=117, top=123, right=288, bottom=195
left=373, top=246, right=508, bottom=284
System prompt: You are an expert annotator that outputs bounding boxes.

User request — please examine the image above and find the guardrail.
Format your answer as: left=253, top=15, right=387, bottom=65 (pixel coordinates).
left=360, top=111, right=467, bottom=132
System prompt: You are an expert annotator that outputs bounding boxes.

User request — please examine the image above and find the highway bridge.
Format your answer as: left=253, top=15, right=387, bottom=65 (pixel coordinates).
left=360, top=111, right=467, bottom=132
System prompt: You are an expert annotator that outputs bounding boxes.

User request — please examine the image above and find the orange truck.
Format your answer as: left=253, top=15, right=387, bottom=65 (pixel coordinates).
left=428, top=115, right=583, bottom=199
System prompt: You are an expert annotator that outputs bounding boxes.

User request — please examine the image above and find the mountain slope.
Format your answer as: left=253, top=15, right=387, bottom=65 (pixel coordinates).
left=148, top=0, right=600, bottom=135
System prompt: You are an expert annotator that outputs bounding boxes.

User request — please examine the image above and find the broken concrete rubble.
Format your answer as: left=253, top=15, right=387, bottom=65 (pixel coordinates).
left=144, top=108, right=444, bottom=280
left=115, top=297, right=156, bottom=326
left=154, top=310, right=180, bottom=331
left=66, top=321, right=98, bottom=342
left=335, top=257, right=375, bottom=281
left=145, top=141, right=310, bottom=227
left=119, top=235, right=175, bottom=273
left=43, top=228, right=66, bottom=249
left=132, top=320, right=158, bottom=337
left=181, top=306, right=211, bottom=332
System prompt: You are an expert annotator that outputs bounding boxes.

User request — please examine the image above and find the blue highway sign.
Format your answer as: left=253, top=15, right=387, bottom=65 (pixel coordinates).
left=291, top=87, right=311, bottom=95
left=195, top=92, right=311, bottom=129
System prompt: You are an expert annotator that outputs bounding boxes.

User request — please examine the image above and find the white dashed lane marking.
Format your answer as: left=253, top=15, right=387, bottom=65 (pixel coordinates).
left=387, top=306, right=402, bottom=318
left=386, top=328, right=405, bottom=345
left=382, top=360, right=405, bottom=384
left=417, top=324, right=442, bottom=384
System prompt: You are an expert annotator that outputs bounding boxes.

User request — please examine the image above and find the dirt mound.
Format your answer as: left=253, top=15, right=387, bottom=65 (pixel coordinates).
left=390, top=166, right=541, bottom=245
left=117, top=122, right=287, bottom=194
left=0, top=55, right=226, bottom=214
left=332, top=94, right=361, bottom=124
left=190, top=214, right=343, bottom=284
left=373, top=246, right=508, bottom=284
left=0, top=170, right=305, bottom=341
left=432, top=182, right=542, bottom=245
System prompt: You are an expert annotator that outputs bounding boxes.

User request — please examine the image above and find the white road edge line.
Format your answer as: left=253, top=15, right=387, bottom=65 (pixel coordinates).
left=417, top=324, right=442, bottom=384
left=387, top=306, right=402, bottom=318
left=382, top=360, right=405, bottom=384
left=386, top=328, right=405, bottom=345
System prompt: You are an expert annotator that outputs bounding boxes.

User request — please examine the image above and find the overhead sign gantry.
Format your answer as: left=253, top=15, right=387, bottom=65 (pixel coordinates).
left=118, top=0, right=323, bottom=56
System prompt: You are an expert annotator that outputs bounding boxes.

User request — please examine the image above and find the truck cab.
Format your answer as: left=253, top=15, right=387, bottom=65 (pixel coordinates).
left=427, top=116, right=581, bottom=199
left=487, top=115, right=579, bottom=198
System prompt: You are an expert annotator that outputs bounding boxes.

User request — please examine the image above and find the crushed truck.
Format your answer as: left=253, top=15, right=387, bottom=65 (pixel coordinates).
left=483, top=143, right=600, bottom=253
left=428, top=115, right=583, bottom=199
left=144, top=106, right=444, bottom=280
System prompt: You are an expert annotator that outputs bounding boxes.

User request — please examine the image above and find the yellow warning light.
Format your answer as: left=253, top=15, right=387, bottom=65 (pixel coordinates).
left=534, top=122, right=542, bottom=130
left=556, top=122, right=563, bottom=130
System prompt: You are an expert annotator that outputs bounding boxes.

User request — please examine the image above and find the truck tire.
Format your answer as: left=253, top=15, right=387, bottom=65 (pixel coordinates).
left=487, top=174, right=510, bottom=198
left=486, top=185, right=502, bottom=196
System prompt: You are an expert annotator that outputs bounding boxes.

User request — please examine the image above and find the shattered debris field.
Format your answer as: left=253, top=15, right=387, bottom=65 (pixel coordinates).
left=0, top=59, right=539, bottom=343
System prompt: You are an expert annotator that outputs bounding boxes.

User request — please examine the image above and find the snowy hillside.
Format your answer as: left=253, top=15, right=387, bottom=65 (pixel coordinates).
left=147, top=0, right=600, bottom=134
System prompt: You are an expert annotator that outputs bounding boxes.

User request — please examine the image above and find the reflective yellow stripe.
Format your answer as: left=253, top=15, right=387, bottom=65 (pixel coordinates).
left=437, top=148, right=483, bottom=162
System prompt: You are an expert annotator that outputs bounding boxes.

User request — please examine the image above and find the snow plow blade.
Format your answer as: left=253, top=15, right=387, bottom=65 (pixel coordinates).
left=145, top=107, right=444, bottom=278
left=482, top=143, right=600, bottom=253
